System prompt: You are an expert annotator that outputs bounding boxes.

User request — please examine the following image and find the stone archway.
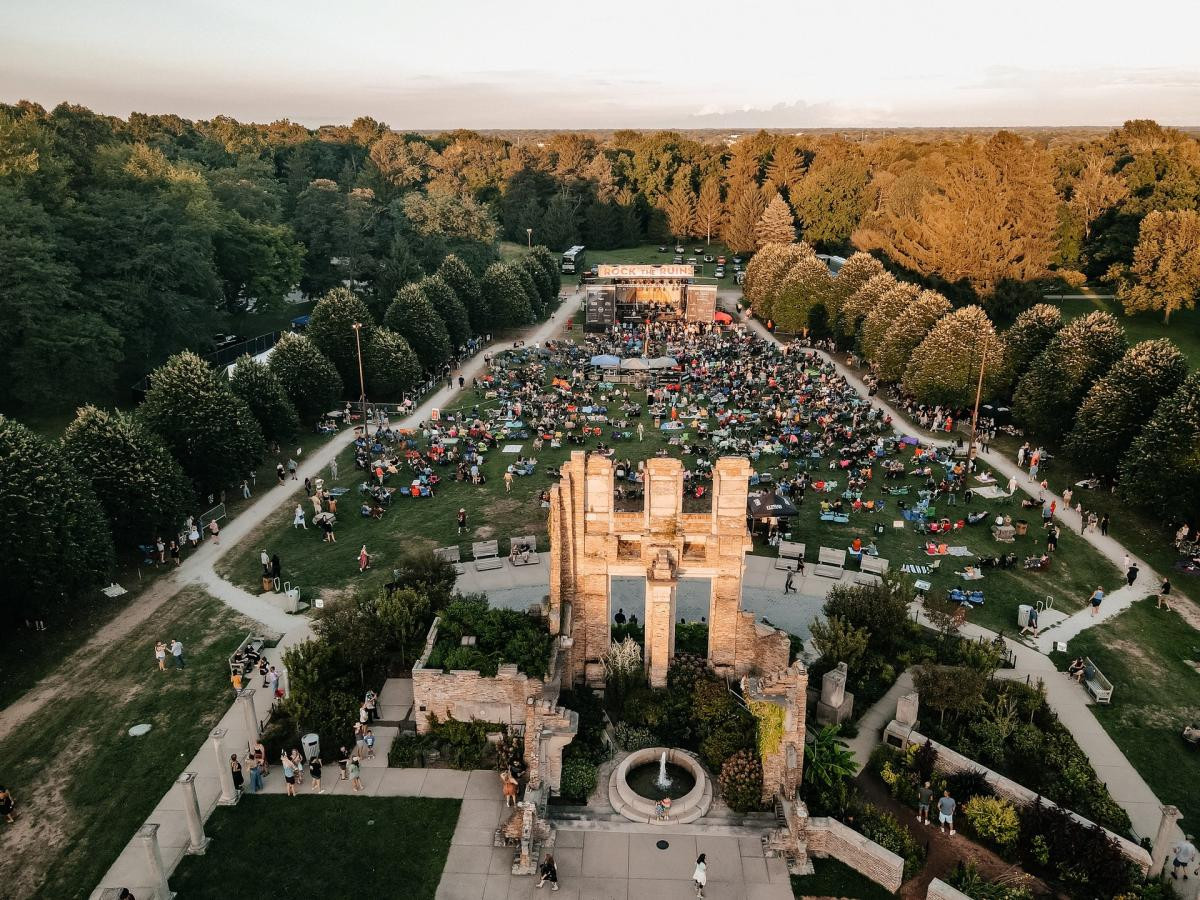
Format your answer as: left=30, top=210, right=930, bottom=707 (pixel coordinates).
left=547, top=451, right=789, bottom=687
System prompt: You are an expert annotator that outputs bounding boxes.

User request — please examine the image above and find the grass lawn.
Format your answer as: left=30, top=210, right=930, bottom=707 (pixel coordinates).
left=0, top=587, right=253, bottom=899
left=1048, top=294, right=1200, bottom=370
left=791, top=856, right=896, bottom=899
left=218, top=334, right=1118, bottom=638
left=171, top=795, right=460, bottom=900
left=1050, top=600, right=1200, bottom=830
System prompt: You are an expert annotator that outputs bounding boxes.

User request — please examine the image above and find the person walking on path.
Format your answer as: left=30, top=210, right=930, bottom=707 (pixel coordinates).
left=338, top=746, right=350, bottom=780
left=1126, top=562, right=1139, bottom=587
left=230, top=754, right=244, bottom=795
left=1089, top=586, right=1105, bottom=617
left=154, top=641, right=167, bottom=672
left=536, top=854, right=559, bottom=891
left=1160, top=577, right=1173, bottom=610
left=692, top=853, right=708, bottom=898
left=1172, top=836, right=1197, bottom=879
left=784, top=569, right=796, bottom=594
left=457, top=508, right=468, bottom=535
left=938, top=790, right=957, bottom=836
left=0, top=786, right=16, bottom=824
left=358, top=545, right=370, bottom=573
left=330, top=457, right=339, bottom=480
left=208, top=519, right=220, bottom=544
left=349, top=756, right=363, bottom=792
left=918, top=781, right=933, bottom=825
left=309, top=756, right=324, bottom=793
left=1100, top=512, right=1110, bottom=536
left=504, top=470, right=513, bottom=493
left=170, top=638, right=185, bottom=669
left=281, top=752, right=296, bottom=797
left=287, top=458, right=298, bottom=480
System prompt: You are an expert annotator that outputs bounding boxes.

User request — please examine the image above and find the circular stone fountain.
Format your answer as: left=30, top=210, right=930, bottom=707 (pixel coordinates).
left=609, top=747, right=713, bottom=824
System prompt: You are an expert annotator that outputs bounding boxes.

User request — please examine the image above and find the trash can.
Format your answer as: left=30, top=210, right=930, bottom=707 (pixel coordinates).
left=1015, top=520, right=1029, bottom=537
left=302, top=733, right=320, bottom=761
left=1017, top=604, right=1033, bottom=628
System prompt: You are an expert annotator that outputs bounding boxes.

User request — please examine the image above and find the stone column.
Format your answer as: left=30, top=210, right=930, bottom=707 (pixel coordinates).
left=177, top=772, right=210, bottom=855
left=1150, top=805, right=1183, bottom=877
left=238, top=688, right=260, bottom=741
left=138, top=823, right=174, bottom=899
left=645, top=551, right=678, bottom=688
left=211, top=728, right=239, bottom=805
left=708, top=456, right=752, bottom=672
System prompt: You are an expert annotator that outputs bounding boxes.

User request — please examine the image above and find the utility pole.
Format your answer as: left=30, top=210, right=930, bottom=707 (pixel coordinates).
left=526, top=227, right=533, bottom=249
left=968, top=341, right=988, bottom=468
left=352, top=322, right=367, bottom=424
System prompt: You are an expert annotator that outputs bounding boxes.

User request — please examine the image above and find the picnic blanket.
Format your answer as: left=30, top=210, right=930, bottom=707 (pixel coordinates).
left=901, top=564, right=932, bottom=575
left=973, top=485, right=1009, bottom=500
left=947, top=546, right=973, bottom=556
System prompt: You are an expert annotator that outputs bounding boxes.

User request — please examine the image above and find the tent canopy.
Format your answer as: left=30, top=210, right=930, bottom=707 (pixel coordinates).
left=590, top=354, right=620, bottom=368
left=746, top=492, right=799, bottom=519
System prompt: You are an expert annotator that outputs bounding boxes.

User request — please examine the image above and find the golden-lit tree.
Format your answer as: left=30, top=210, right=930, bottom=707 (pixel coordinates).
left=663, top=176, right=697, bottom=239
left=693, top=174, right=724, bottom=245
left=827, top=252, right=885, bottom=327
left=1068, top=153, right=1127, bottom=240
left=1115, top=209, right=1200, bottom=322
left=722, top=179, right=767, bottom=254
left=755, top=192, right=797, bottom=248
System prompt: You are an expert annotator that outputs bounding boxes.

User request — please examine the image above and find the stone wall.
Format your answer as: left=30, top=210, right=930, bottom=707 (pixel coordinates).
left=886, top=723, right=1151, bottom=872
left=411, top=618, right=560, bottom=733
left=926, top=878, right=972, bottom=900
left=805, top=816, right=905, bottom=894
left=745, top=663, right=808, bottom=802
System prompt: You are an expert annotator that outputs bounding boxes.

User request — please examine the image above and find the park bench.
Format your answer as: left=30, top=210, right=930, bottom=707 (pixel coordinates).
left=229, top=633, right=266, bottom=676
left=775, top=541, right=806, bottom=571
left=814, top=547, right=846, bottom=579
left=1082, top=656, right=1113, bottom=704
left=854, top=555, right=889, bottom=586
left=433, top=546, right=466, bottom=575
left=472, top=540, right=504, bottom=571
left=508, top=535, right=540, bottom=566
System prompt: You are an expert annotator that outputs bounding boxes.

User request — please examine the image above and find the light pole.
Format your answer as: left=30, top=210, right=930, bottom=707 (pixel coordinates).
left=526, top=228, right=533, bottom=249
left=967, top=340, right=989, bottom=469
left=352, top=322, right=367, bottom=423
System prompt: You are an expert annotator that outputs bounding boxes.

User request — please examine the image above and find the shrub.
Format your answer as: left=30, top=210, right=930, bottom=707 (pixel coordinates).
left=964, top=795, right=1020, bottom=852
left=559, top=756, right=598, bottom=803
left=388, top=732, right=435, bottom=767
left=428, top=715, right=497, bottom=770
left=945, top=769, right=994, bottom=805
left=855, top=803, right=926, bottom=880
left=559, top=688, right=608, bottom=764
left=675, top=622, right=709, bottom=655
left=700, top=723, right=755, bottom=771
left=431, top=595, right=553, bottom=678
left=614, top=723, right=657, bottom=752
left=1019, top=799, right=1136, bottom=897
left=947, top=862, right=1034, bottom=900
left=719, top=749, right=765, bottom=813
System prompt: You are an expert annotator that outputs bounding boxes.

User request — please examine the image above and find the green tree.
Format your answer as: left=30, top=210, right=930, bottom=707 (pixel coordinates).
left=228, top=355, right=300, bottom=443
left=860, top=282, right=920, bottom=358
left=0, top=416, right=114, bottom=622
left=61, top=406, right=193, bottom=549
left=519, top=254, right=555, bottom=315
left=437, top=254, right=488, bottom=334
left=840, top=271, right=898, bottom=337
left=481, top=263, right=533, bottom=328
left=694, top=174, right=724, bottom=244
left=512, top=258, right=545, bottom=320
left=1003, top=304, right=1063, bottom=381
left=803, top=725, right=859, bottom=788
left=1114, top=209, right=1200, bottom=323
left=366, top=328, right=423, bottom=398
left=306, top=287, right=376, bottom=387
left=903, top=306, right=1006, bottom=408
left=539, top=191, right=579, bottom=250
left=663, top=176, right=696, bottom=239
left=384, top=283, right=452, bottom=371
left=826, top=251, right=884, bottom=330
left=744, top=242, right=815, bottom=322
left=1012, top=311, right=1127, bottom=439
left=754, top=192, right=796, bottom=248
left=722, top=178, right=766, bottom=254
left=420, top=274, right=472, bottom=349
left=1119, top=371, right=1200, bottom=518
left=875, top=290, right=952, bottom=383
left=139, top=351, right=263, bottom=494
left=913, top=664, right=986, bottom=725
left=809, top=616, right=869, bottom=671
left=1064, top=339, right=1188, bottom=475
left=774, top=254, right=835, bottom=334
left=792, top=154, right=871, bottom=248
left=376, top=586, right=431, bottom=669
left=268, top=331, right=343, bottom=418
left=530, top=245, right=562, bottom=301
left=212, top=214, right=303, bottom=315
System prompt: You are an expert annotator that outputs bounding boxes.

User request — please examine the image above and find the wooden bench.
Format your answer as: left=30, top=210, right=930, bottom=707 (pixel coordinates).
left=1082, top=656, right=1113, bottom=704
left=472, top=540, right=504, bottom=571
left=775, top=540, right=807, bottom=571
left=854, top=555, right=889, bottom=585
left=433, top=546, right=466, bottom=575
left=508, top=535, right=540, bottom=566
left=814, top=547, right=847, bottom=579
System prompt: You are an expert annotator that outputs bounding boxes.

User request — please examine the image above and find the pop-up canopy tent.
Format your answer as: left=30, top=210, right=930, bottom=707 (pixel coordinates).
left=746, top=492, right=798, bottom=519
left=590, top=354, right=621, bottom=368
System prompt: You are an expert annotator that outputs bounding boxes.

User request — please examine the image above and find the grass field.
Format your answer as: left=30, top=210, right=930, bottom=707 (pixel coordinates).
left=170, top=795, right=460, bottom=900
left=791, top=857, right=897, bottom=899
left=0, top=587, right=252, bottom=899
left=217, top=332, right=1118, bottom=639
left=1048, top=294, right=1200, bottom=370
left=1051, top=600, right=1200, bottom=831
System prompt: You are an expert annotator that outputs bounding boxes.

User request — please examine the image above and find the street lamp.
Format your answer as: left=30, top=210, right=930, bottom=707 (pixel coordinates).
left=526, top=228, right=533, bottom=249
left=352, top=322, right=367, bottom=422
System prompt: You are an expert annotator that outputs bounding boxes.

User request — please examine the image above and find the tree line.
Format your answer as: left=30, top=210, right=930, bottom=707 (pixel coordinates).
left=744, top=241, right=1199, bottom=525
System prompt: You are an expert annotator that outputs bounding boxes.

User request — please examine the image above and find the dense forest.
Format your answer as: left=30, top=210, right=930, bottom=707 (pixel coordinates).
left=3, top=103, right=1199, bottom=414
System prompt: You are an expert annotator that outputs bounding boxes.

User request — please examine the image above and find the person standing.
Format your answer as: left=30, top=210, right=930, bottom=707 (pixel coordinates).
left=504, top=470, right=514, bottom=493
left=0, top=786, right=16, bottom=824
left=241, top=479, right=251, bottom=500
left=170, top=638, right=185, bottom=669
left=287, top=458, right=298, bottom=480
left=1089, top=587, right=1105, bottom=617
left=1100, top=512, right=1110, bottom=536
left=338, top=746, right=350, bottom=781
left=358, top=545, right=370, bottom=573
left=637, top=421, right=644, bottom=441
left=536, top=854, right=559, bottom=891
left=230, top=754, right=244, bottom=795
left=246, top=753, right=263, bottom=792
left=303, top=476, right=313, bottom=497
left=276, top=462, right=286, bottom=485
left=1159, top=577, right=1173, bottom=610
left=266, top=665, right=279, bottom=697
left=155, top=536, right=165, bottom=565
left=281, top=752, right=297, bottom=797
left=169, top=540, right=181, bottom=567
left=309, top=755, right=324, bottom=793
left=330, top=457, right=339, bottom=480
left=917, top=782, right=933, bottom=825
left=457, top=508, right=468, bottom=535
left=154, top=641, right=167, bottom=672
left=294, top=504, right=307, bottom=529
left=1126, top=562, right=1139, bottom=587
left=692, top=853, right=707, bottom=898
left=1172, top=835, right=1197, bottom=880
left=349, top=756, right=363, bottom=792
left=365, top=690, right=379, bottom=721
left=938, top=790, right=956, bottom=836
left=208, top=519, right=220, bottom=544
left=260, top=549, right=270, bottom=574
left=271, top=554, right=281, bottom=580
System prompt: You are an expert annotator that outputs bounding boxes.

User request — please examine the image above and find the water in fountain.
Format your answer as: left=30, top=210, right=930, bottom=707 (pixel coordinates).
left=655, top=750, right=672, bottom=790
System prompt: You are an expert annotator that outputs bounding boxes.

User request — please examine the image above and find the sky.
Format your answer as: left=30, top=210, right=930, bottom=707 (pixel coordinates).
left=3, top=0, right=1199, bottom=129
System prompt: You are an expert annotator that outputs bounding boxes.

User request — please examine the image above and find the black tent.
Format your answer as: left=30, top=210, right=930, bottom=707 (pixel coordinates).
left=747, top=492, right=798, bottom=519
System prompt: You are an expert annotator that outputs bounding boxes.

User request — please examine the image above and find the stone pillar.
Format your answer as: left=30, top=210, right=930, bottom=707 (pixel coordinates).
left=709, top=457, right=752, bottom=672
left=815, top=662, right=854, bottom=726
left=896, top=692, right=919, bottom=727
left=645, top=551, right=678, bottom=688
left=238, top=688, right=260, bottom=741
left=138, top=823, right=174, bottom=899
left=1150, top=805, right=1183, bottom=877
left=211, top=728, right=239, bottom=805
left=177, top=772, right=210, bottom=854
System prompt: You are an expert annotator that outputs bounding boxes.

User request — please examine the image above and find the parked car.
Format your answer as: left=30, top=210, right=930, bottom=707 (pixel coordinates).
left=693, top=247, right=704, bottom=255
left=675, top=245, right=685, bottom=254
left=290, top=315, right=310, bottom=331
left=673, top=255, right=684, bottom=264
left=733, top=257, right=743, bottom=266
left=715, top=267, right=726, bottom=278
left=703, top=254, right=714, bottom=263
left=211, top=333, right=242, bottom=350
left=658, top=246, right=668, bottom=253
left=717, top=256, right=726, bottom=265
left=686, top=257, right=698, bottom=265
